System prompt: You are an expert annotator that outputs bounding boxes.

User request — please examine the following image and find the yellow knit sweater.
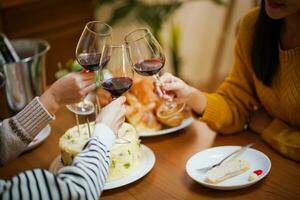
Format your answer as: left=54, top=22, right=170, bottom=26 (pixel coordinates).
left=200, top=8, right=300, bottom=161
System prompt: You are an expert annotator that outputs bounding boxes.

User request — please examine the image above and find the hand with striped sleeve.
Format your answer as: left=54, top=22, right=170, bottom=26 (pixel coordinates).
left=0, top=97, right=126, bottom=200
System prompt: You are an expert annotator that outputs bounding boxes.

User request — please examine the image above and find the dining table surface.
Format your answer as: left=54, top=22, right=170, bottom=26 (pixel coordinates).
left=1, top=106, right=299, bottom=200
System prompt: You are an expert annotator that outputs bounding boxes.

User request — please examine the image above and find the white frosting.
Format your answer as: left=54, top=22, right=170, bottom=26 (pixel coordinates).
left=59, top=122, right=141, bottom=181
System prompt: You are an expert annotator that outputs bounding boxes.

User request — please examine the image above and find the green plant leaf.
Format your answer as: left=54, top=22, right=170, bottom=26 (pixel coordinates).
left=55, top=69, right=69, bottom=79
left=106, top=1, right=137, bottom=26
left=66, top=60, right=82, bottom=72
left=135, top=2, right=182, bottom=41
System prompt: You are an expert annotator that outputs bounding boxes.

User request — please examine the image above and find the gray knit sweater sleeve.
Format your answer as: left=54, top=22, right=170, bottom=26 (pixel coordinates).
left=0, top=97, right=53, bottom=166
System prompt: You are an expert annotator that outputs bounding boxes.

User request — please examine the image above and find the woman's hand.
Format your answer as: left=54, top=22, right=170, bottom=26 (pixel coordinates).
left=159, top=73, right=207, bottom=115
left=40, top=72, right=96, bottom=115
left=249, top=109, right=273, bottom=134
left=158, top=73, right=195, bottom=99
left=96, top=96, right=126, bottom=134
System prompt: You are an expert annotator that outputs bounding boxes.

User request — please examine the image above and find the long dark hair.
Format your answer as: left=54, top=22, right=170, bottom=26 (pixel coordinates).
left=251, top=1, right=282, bottom=86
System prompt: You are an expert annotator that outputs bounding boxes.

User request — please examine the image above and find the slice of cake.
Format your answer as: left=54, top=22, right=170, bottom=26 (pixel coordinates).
left=59, top=122, right=141, bottom=181
left=206, top=159, right=250, bottom=184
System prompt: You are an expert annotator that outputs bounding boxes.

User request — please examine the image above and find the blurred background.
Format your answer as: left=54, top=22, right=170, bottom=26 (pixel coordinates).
left=0, top=0, right=257, bottom=90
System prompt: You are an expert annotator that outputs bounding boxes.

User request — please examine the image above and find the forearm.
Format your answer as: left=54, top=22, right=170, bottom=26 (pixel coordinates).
left=0, top=97, right=53, bottom=165
left=57, top=123, right=115, bottom=198
left=57, top=137, right=112, bottom=199
left=0, top=134, right=114, bottom=199
left=262, top=119, right=300, bottom=161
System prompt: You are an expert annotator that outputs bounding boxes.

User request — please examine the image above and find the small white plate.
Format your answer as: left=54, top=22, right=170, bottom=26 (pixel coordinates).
left=186, top=146, right=271, bottom=190
left=25, top=125, right=51, bottom=151
left=139, top=117, right=193, bottom=137
left=49, top=144, right=155, bottom=190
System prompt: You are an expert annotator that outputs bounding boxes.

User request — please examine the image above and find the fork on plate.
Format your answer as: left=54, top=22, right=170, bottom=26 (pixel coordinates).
left=196, top=143, right=254, bottom=172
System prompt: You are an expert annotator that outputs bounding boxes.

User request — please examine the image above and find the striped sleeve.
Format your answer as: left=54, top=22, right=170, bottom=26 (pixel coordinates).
left=0, top=137, right=113, bottom=200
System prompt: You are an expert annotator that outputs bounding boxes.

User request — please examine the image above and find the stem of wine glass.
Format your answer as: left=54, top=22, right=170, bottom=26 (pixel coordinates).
left=153, top=74, right=166, bottom=97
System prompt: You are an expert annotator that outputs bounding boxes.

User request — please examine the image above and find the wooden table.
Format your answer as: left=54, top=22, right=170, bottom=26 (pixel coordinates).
left=1, top=107, right=300, bottom=199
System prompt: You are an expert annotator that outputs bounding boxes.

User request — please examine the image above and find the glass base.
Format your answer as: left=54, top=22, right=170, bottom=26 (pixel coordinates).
left=66, top=100, right=95, bottom=115
left=156, top=101, right=186, bottom=119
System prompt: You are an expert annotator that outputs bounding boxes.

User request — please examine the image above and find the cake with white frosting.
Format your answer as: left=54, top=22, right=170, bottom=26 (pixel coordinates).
left=59, top=122, right=141, bottom=181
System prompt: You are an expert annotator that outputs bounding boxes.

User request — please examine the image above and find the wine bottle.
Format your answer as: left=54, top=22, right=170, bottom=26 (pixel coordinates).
left=0, top=33, right=20, bottom=65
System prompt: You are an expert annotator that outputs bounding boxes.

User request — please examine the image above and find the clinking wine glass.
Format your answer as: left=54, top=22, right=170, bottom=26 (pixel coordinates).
left=66, top=21, right=112, bottom=115
left=124, top=28, right=185, bottom=118
left=99, top=44, right=134, bottom=143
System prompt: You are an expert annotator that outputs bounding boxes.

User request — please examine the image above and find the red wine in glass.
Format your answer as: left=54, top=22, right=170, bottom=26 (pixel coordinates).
left=77, top=53, right=110, bottom=71
left=134, top=58, right=164, bottom=76
left=102, top=77, right=133, bottom=98
left=125, top=28, right=185, bottom=118
left=67, top=21, right=112, bottom=115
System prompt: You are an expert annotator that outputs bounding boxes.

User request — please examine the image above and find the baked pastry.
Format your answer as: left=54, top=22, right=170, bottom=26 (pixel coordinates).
left=125, top=93, right=161, bottom=133
left=59, top=122, right=141, bottom=181
left=124, top=76, right=190, bottom=132
left=130, top=76, right=160, bottom=105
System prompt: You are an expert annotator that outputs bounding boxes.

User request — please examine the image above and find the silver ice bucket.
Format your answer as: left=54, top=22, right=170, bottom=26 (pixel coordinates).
left=0, top=39, right=50, bottom=113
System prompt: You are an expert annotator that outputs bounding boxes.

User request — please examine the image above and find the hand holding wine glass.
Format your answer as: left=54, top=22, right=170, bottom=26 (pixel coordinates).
left=99, top=44, right=133, bottom=143
left=159, top=73, right=208, bottom=116
left=67, top=21, right=112, bottom=115
left=124, top=28, right=185, bottom=118
left=40, top=72, right=96, bottom=115
left=96, top=96, right=126, bottom=134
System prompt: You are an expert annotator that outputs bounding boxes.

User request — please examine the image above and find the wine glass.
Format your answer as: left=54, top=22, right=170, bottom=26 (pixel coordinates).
left=124, top=28, right=185, bottom=118
left=67, top=21, right=112, bottom=115
left=99, top=44, right=134, bottom=143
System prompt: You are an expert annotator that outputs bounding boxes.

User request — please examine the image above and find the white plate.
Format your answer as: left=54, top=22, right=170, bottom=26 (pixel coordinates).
left=25, top=125, right=51, bottom=151
left=186, top=146, right=271, bottom=190
left=139, top=117, right=193, bottom=137
left=49, top=144, right=155, bottom=190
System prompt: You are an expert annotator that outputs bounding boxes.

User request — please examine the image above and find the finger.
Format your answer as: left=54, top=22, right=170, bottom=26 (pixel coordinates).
left=155, top=83, right=164, bottom=97
left=80, top=72, right=96, bottom=81
left=163, top=82, right=181, bottom=91
left=121, top=107, right=126, bottom=115
left=119, top=96, right=126, bottom=103
left=81, top=83, right=97, bottom=94
left=121, top=116, right=126, bottom=123
left=160, top=73, right=175, bottom=83
left=160, top=73, right=172, bottom=80
left=115, top=96, right=126, bottom=104
left=120, top=115, right=126, bottom=121
left=81, top=79, right=96, bottom=88
left=173, top=97, right=186, bottom=104
left=162, top=94, right=173, bottom=101
left=118, top=116, right=126, bottom=124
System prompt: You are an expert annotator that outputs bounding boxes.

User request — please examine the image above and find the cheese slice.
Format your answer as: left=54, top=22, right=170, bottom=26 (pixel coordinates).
left=206, top=159, right=250, bottom=184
